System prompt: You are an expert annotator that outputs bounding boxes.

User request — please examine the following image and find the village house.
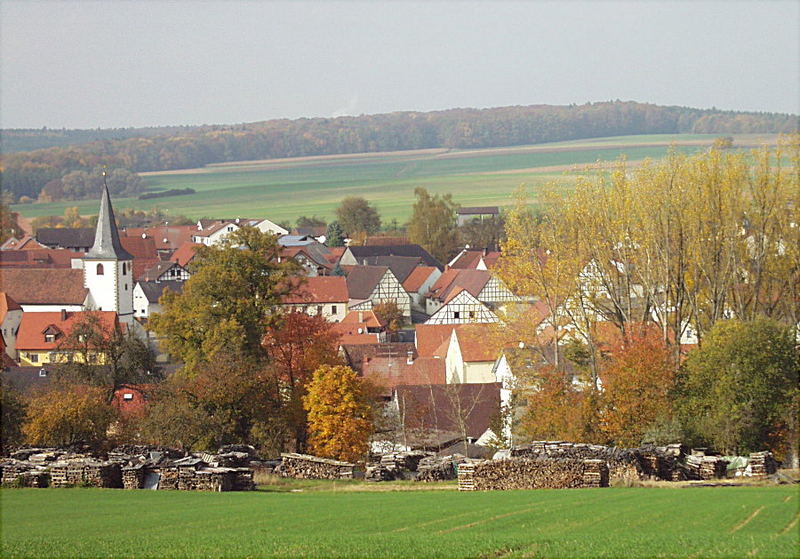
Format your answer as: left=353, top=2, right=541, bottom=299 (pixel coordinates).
left=339, top=244, right=443, bottom=270
left=442, top=324, right=498, bottom=384
left=111, top=384, right=150, bottom=418
left=191, top=219, right=241, bottom=246
left=281, top=276, right=349, bottom=322
left=0, top=292, right=23, bottom=362
left=35, top=227, right=95, bottom=253
left=447, top=248, right=502, bottom=270
left=339, top=341, right=417, bottom=374
left=141, top=261, right=190, bottom=283
left=425, top=269, right=519, bottom=317
left=0, top=269, right=90, bottom=313
left=16, top=310, right=120, bottom=366
left=0, top=248, right=84, bottom=269
left=456, top=206, right=500, bottom=227
left=277, top=241, right=336, bottom=276
left=0, top=235, right=45, bottom=251
left=133, top=281, right=183, bottom=319
left=401, top=266, right=442, bottom=315
left=331, top=312, right=386, bottom=345
left=123, top=225, right=196, bottom=258
left=169, top=241, right=201, bottom=268
left=345, top=265, right=412, bottom=319
left=425, top=288, right=500, bottom=325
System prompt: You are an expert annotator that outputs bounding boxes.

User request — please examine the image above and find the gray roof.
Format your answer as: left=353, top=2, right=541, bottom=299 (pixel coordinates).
left=2, top=365, right=55, bottom=395
left=457, top=206, right=499, bottom=215
left=36, top=228, right=95, bottom=249
left=137, top=280, right=184, bottom=303
left=345, top=245, right=442, bottom=270
left=86, top=184, right=133, bottom=260
left=278, top=235, right=316, bottom=247
left=345, top=266, right=390, bottom=299
left=361, top=255, right=422, bottom=283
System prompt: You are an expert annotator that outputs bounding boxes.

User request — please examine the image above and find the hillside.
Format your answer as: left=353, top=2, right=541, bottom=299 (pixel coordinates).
left=2, top=101, right=797, bottom=204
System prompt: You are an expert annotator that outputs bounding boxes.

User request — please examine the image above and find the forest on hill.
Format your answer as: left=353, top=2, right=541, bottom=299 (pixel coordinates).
left=2, top=101, right=797, bottom=203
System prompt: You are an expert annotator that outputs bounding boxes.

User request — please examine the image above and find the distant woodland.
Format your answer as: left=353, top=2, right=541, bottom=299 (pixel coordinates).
left=2, top=101, right=797, bottom=203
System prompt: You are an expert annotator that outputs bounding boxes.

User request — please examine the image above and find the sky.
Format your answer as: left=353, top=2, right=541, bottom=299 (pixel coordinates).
left=1, top=0, right=798, bottom=129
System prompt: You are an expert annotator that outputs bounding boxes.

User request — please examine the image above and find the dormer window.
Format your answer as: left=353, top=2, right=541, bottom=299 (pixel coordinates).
left=97, top=263, right=104, bottom=275
left=45, top=334, right=56, bottom=343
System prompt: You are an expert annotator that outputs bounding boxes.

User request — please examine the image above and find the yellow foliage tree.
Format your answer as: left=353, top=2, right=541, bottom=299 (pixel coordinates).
left=303, top=365, right=373, bottom=463
left=23, top=385, right=116, bottom=448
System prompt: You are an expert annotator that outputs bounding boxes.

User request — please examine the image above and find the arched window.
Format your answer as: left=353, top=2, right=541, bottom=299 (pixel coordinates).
left=122, top=263, right=127, bottom=275
left=96, top=263, right=104, bottom=275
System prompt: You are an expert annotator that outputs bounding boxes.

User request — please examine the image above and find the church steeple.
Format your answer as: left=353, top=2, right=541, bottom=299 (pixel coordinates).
left=87, top=174, right=132, bottom=260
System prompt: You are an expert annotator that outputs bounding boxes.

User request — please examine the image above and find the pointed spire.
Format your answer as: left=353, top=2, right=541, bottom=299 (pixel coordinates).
left=86, top=172, right=133, bottom=260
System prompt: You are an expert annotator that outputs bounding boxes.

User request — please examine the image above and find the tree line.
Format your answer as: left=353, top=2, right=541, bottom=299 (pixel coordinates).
left=3, top=101, right=797, bottom=202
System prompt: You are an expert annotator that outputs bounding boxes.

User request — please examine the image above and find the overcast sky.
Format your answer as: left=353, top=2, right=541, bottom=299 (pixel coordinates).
left=2, top=1, right=798, bottom=129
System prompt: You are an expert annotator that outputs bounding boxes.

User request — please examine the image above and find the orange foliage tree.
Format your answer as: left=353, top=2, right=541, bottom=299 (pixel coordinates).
left=303, top=365, right=373, bottom=463
left=517, top=365, right=592, bottom=443
left=598, top=331, right=677, bottom=447
left=262, top=312, right=342, bottom=451
left=23, top=385, right=116, bottom=448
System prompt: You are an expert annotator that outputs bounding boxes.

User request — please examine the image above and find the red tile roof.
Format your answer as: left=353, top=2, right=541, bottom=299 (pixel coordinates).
left=340, top=310, right=386, bottom=329
left=0, top=236, right=45, bottom=251
left=0, top=269, right=88, bottom=306
left=283, top=277, right=349, bottom=304
left=123, top=225, right=196, bottom=251
left=363, top=356, right=446, bottom=393
left=415, top=324, right=460, bottom=358
left=170, top=242, right=202, bottom=268
left=17, top=311, right=119, bottom=351
left=0, top=292, right=22, bottom=324
left=0, top=248, right=82, bottom=269
left=402, top=266, right=437, bottom=293
left=454, top=324, right=499, bottom=363
left=427, top=269, right=491, bottom=302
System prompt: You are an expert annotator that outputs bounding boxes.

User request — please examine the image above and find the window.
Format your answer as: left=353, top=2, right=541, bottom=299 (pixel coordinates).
left=39, top=368, right=48, bottom=377
left=88, top=354, right=98, bottom=364
left=316, top=305, right=323, bottom=315
left=45, top=334, right=55, bottom=343
left=124, top=284, right=128, bottom=291
left=30, top=353, right=39, bottom=363
left=123, top=393, right=134, bottom=401
left=469, top=311, right=476, bottom=319
left=453, top=311, right=460, bottom=319
left=96, top=263, right=104, bottom=275
left=331, top=305, right=337, bottom=314
left=122, top=263, right=127, bottom=275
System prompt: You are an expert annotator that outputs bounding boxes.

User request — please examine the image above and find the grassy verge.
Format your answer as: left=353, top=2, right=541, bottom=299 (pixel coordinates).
left=1, top=485, right=797, bottom=558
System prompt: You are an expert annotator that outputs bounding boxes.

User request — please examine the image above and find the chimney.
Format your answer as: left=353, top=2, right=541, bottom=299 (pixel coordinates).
left=61, top=309, right=67, bottom=321
left=406, top=351, right=414, bottom=365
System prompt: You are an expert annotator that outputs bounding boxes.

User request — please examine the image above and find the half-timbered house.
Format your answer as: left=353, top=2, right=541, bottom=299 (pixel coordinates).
left=345, top=265, right=411, bottom=318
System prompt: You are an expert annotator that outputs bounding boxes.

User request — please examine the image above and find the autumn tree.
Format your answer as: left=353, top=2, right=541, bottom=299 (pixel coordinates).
left=303, top=365, right=373, bottom=463
left=460, top=213, right=506, bottom=251
left=0, top=196, right=23, bottom=243
left=677, top=319, right=799, bottom=461
left=598, top=330, right=677, bottom=447
left=141, top=354, right=285, bottom=453
left=23, top=385, right=116, bottom=449
left=335, top=196, right=381, bottom=236
left=372, top=301, right=404, bottom=337
left=150, top=227, right=300, bottom=372
left=1, top=382, right=27, bottom=452
left=407, top=187, right=460, bottom=265
left=262, top=312, right=342, bottom=451
left=55, top=312, right=160, bottom=402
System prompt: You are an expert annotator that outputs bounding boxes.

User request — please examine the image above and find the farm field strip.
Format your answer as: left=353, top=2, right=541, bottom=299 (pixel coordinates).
left=12, top=134, right=778, bottom=223
left=1, top=485, right=797, bottom=558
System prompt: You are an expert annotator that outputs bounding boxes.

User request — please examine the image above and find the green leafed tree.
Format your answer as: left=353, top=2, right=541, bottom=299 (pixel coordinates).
left=325, top=221, right=345, bottom=247
left=407, top=187, right=461, bottom=265
left=677, top=319, right=799, bottom=463
left=335, top=197, right=381, bottom=237
left=150, top=227, right=300, bottom=372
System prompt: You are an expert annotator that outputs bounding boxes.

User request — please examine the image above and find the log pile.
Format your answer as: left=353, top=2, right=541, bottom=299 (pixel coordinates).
left=416, top=455, right=464, bottom=482
left=748, top=451, right=777, bottom=478
left=458, top=457, right=610, bottom=491
left=122, top=464, right=146, bottom=489
left=365, top=464, right=396, bottom=482
left=0, top=461, right=50, bottom=487
left=700, top=456, right=729, bottom=480
left=278, top=453, right=355, bottom=480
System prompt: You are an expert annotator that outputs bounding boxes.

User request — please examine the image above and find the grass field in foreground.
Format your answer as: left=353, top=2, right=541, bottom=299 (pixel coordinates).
left=1, top=485, right=797, bottom=558
left=12, top=133, right=778, bottom=224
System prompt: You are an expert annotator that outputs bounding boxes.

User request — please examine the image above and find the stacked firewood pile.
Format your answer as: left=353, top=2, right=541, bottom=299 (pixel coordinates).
left=749, top=451, right=777, bottom=478
left=458, top=457, right=610, bottom=491
left=277, top=453, right=355, bottom=480
left=0, top=461, right=50, bottom=487
left=1, top=446, right=256, bottom=492
left=700, top=456, right=729, bottom=480
left=416, top=455, right=467, bottom=482
left=511, top=441, right=700, bottom=482
left=364, top=451, right=429, bottom=482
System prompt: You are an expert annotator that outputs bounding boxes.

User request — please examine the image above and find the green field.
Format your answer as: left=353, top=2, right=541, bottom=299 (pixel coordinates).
left=1, top=485, right=797, bottom=558
left=12, top=134, right=779, bottom=224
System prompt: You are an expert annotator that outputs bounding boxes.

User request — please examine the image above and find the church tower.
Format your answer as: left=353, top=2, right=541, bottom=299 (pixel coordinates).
left=83, top=177, right=134, bottom=323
